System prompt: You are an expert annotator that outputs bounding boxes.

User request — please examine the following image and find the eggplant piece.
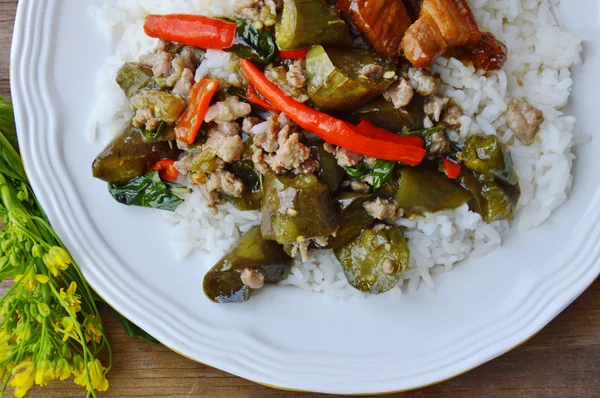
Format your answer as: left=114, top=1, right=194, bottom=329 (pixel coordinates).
left=461, top=135, right=517, bottom=185
left=130, top=91, right=187, bottom=124
left=203, top=226, right=292, bottom=303
left=226, top=159, right=263, bottom=211
left=349, top=96, right=424, bottom=132
left=335, top=224, right=410, bottom=294
left=327, top=192, right=375, bottom=249
left=309, top=141, right=346, bottom=193
left=265, top=64, right=308, bottom=102
left=92, top=124, right=181, bottom=185
left=306, top=46, right=396, bottom=111
left=261, top=172, right=339, bottom=244
left=178, top=149, right=219, bottom=174
left=337, top=0, right=413, bottom=58
left=116, top=62, right=159, bottom=98
left=401, top=0, right=482, bottom=67
left=275, top=0, right=351, bottom=50
left=394, top=166, right=472, bottom=215
left=458, top=171, right=520, bottom=223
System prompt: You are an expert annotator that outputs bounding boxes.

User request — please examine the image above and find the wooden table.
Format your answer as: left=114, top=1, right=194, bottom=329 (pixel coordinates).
left=2, top=1, right=599, bottom=396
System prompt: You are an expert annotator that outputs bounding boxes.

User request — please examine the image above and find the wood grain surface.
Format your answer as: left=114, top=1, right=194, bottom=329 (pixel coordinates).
left=1, top=1, right=599, bottom=396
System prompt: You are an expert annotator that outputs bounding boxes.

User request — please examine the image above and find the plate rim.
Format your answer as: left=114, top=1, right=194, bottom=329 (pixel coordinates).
left=9, top=0, right=600, bottom=394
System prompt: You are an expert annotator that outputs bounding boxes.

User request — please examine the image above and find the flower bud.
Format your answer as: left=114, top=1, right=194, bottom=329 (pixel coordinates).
left=31, top=244, right=44, bottom=258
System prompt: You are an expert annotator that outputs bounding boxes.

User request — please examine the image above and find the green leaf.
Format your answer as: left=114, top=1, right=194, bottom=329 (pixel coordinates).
left=115, top=311, right=160, bottom=344
left=225, top=20, right=277, bottom=63
left=370, top=160, right=396, bottom=189
left=346, top=160, right=396, bottom=189
left=108, top=171, right=190, bottom=211
left=0, top=97, right=28, bottom=183
left=0, top=97, right=18, bottom=153
left=346, top=162, right=371, bottom=179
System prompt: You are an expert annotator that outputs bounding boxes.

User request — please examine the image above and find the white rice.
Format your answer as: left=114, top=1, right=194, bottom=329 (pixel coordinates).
left=89, top=0, right=583, bottom=298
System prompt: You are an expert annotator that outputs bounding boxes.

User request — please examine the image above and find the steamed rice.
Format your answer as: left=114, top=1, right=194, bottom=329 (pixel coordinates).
left=89, top=0, right=583, bottom=297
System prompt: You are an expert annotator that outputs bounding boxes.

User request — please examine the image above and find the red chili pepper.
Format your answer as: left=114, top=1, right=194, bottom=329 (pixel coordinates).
left=175, top=78, right=219, bottom=145
left=144, top=14, right=237, bottom=49
left=148, top=159, right=179, bottom=181
left=247, top=84, right=277, bottom=111
left=443, top=156, right=462, bottom=179
left=279, top=49, right=310, bottom=59
left=239, top=60, right=426, bottom=166
left=355, top=120, right=424, bottom=148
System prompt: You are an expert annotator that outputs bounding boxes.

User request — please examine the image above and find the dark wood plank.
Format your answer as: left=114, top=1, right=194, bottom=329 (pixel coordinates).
left=1, top=0, right=599, bottom=397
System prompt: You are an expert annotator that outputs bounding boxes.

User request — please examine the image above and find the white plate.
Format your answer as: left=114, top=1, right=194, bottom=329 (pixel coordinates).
left=10, top=0, right=600, bottom=394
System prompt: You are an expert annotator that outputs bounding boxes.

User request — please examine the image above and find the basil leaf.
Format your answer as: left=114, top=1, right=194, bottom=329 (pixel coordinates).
left=136, top=121, right=169, bottom=143
left=108, top=171, right=190, bottom=211
left=225, top=20, right=277, bottom=63
left=115, top=311, right=160, bottom=344
left=346, top=160, right=396, bottom=189
left=370, top=160, right=396, bottom=189
left=346, top=162, right=371, bottom=178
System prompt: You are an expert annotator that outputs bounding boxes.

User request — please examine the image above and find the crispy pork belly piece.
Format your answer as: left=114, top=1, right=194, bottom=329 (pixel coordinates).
left=338, top=0, right=413, bottom=58
left=402, top=0, right=482, bottom=67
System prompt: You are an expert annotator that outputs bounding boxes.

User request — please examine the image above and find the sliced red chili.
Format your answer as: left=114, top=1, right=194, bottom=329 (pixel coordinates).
left=239, top=59, right=426, bottom=166
left=175, top=78, right=219, bottom=145
left=144, top=14, right=237, bottom=49
left=443, top=156, right=462, bottom=179
left=148, top=159, right=179, bottom=181
left=247, top=84, right=277, bottom=111
left=279, top=49, right=310, bottom=59
left=355, top=120, right=424, bottom=148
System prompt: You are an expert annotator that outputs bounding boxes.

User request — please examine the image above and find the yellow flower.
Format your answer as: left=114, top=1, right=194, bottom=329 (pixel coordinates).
left=34, top=360, right=55, bottom=386
left=60, top=317, right=76, bottom=342
left=87, top=359, right=109, bottom=392
left=9, top=360, right=35, bottom=398
left=59, top=282, right=81, bottom=314
left=72, top=355, right=87, bottom=388
left=84, top=315, right=103, bottom=344
left=43, top=247, right=71, bottom=277
left=14, top=269, right=47, bottom=292
left=55, top=358, right=71, bottom=381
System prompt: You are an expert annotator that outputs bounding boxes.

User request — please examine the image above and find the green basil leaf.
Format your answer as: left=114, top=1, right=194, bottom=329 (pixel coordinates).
left=346, top=160, right=396, bottom=189
left=108, top=171, right=190, bottom=211
left=225, top=20, right=277, bottom=63
left=370, top=160, right=396, bottom=189
left=136, top=121, right=169, bottom=143
left=406, top=125, right=445, bottom=137
left=346, top=162, right=371, bottom=178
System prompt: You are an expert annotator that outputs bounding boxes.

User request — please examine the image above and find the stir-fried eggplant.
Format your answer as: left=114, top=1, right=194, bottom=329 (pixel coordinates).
left=226, top=159, right=263, bottom=211
left=92, top=124, right=181, bottom=185
left=458, top=171, right=520, bottom=223
left=337, top=0, right=413, bottom=58
left=261, top=172, right=339, bottom=244
left=401, top=0, right=482, bottom=67
left=309, top=141, right=346, bottom=193
left=92, top=4, right=526, bottom=302
left=394, top=166, right=472, bottom=215
left=335, top=224, right=410, bottom=294
left=327, top=192, right=375, bottom=249
left=276, top=0, right=351, bottom=50
left=130, top=91, right=187, bottom=123
left=203, top=226, right=292, bottom=303
left=349, top=96, right=424, bottom=132
left=461, top=135, right=518, bottom=185
left=116, top=62, right=159, bottom=98
left=306, top=46, right=396, bottom=111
